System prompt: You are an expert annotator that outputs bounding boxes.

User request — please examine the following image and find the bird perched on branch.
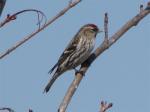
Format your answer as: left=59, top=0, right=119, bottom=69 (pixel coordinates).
left=44, top=24, right=102, bottom=93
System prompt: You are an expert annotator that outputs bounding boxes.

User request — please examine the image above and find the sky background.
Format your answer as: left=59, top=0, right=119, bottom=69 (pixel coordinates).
left=0, top=0, right=150, bottom=112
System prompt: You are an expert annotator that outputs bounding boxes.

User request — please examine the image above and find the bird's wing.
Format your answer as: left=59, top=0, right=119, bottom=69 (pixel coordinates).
left=48, top=34, right=80, bottom=74
left=48, top=43, right=76, bottom=74
left=57, top=35, right=80, bottom=66
left=48, top=62, right=58, bottom=74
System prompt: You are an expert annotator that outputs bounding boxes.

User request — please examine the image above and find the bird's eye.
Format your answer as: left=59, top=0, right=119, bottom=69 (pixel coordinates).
left=91, top=28, right=98, bottom=32
left=89, top=29, right=96, bottom=33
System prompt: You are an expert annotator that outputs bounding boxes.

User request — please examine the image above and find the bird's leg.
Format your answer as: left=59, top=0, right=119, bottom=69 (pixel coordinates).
left=73, top=68, right=79, bottom=74
left=73, top=68, right=85, bottom=76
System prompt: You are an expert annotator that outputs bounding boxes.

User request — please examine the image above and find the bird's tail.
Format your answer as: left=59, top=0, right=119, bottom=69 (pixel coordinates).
left=44, top=72, right=60, bottom=93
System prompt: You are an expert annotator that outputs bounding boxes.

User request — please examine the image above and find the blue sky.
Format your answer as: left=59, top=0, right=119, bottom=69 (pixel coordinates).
left=0, top=0, right=150, bottom=112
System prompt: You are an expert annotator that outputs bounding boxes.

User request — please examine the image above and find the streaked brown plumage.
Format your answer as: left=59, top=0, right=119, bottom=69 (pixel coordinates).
left=44, top=24, right=101, bottom=93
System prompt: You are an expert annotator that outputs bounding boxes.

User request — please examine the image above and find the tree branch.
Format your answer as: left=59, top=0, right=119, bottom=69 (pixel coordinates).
left=58, top=2, right=150, bottom=112
left=0, top=0, right=82, bottom=59
left=0, top=107, right=14, bottom=112
left=0, top=9, right=47, bottom=28
left=99, top=101, right=113, bottom=112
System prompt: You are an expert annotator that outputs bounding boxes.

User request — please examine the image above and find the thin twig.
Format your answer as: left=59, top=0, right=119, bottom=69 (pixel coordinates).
left=103, top=13, right=109, bottom=49
left=104, top=13, right=108, bottom=40
left=0, top=107, right=14, bottom=112
left=0, top=9, right=47, bottom=28
left=140, top=5, right=144, bottom=12
left=0, top=0, right=82, bottom=59
left=99, top=101, right=113, bottom=112
left=59, top=2, right=150, bottom=112
left=29, top=109, right=33, bottom=112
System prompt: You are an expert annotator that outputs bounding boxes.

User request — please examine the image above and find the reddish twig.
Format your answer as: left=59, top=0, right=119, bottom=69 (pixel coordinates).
left=0, top=9, right=47, bottom=28
left=0, top=0, right=82, bottom=59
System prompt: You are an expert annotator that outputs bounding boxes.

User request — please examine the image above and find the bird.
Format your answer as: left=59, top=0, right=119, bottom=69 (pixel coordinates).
left=44, top=24, right=102, bottom=93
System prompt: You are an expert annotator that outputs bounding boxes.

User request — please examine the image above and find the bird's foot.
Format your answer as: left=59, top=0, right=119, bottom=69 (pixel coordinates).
left=74, top=68, right=85, bottom=76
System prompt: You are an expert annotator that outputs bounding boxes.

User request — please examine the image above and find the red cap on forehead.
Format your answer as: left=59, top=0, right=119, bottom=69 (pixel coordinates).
left=85, top=24, right=99, bottom=31
left=87, top=24, right=98, bottom=28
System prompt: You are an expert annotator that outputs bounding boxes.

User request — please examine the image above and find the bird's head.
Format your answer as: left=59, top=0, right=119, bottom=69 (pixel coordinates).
left=80, top=24, right=102, bottom=38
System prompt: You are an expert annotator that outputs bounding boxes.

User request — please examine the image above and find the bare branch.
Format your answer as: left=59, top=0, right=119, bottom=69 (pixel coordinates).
left=58, top=73, right=83, bottom=112
left=0, top=0, right=82, bottom=59
left=99, top=101, right=113, bottom=112
left=104, top=13, right=108, bottom=40
left=59, top=1, right=150, bottom=112
left=0, top=9, right=47, bottom=28
left=29, top=109, right=33, bottom=112
left=103, top=13, right=109, bottom=49
left=0, top=107, right=14, bottom=112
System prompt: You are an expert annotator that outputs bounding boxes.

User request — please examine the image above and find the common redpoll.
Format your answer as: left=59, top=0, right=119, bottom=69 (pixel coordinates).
left=44, top=24, right=102, bottom=93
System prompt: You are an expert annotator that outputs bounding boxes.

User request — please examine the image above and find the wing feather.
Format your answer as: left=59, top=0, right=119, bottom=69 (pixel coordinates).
left=57, top=34, right=80, bottom=66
